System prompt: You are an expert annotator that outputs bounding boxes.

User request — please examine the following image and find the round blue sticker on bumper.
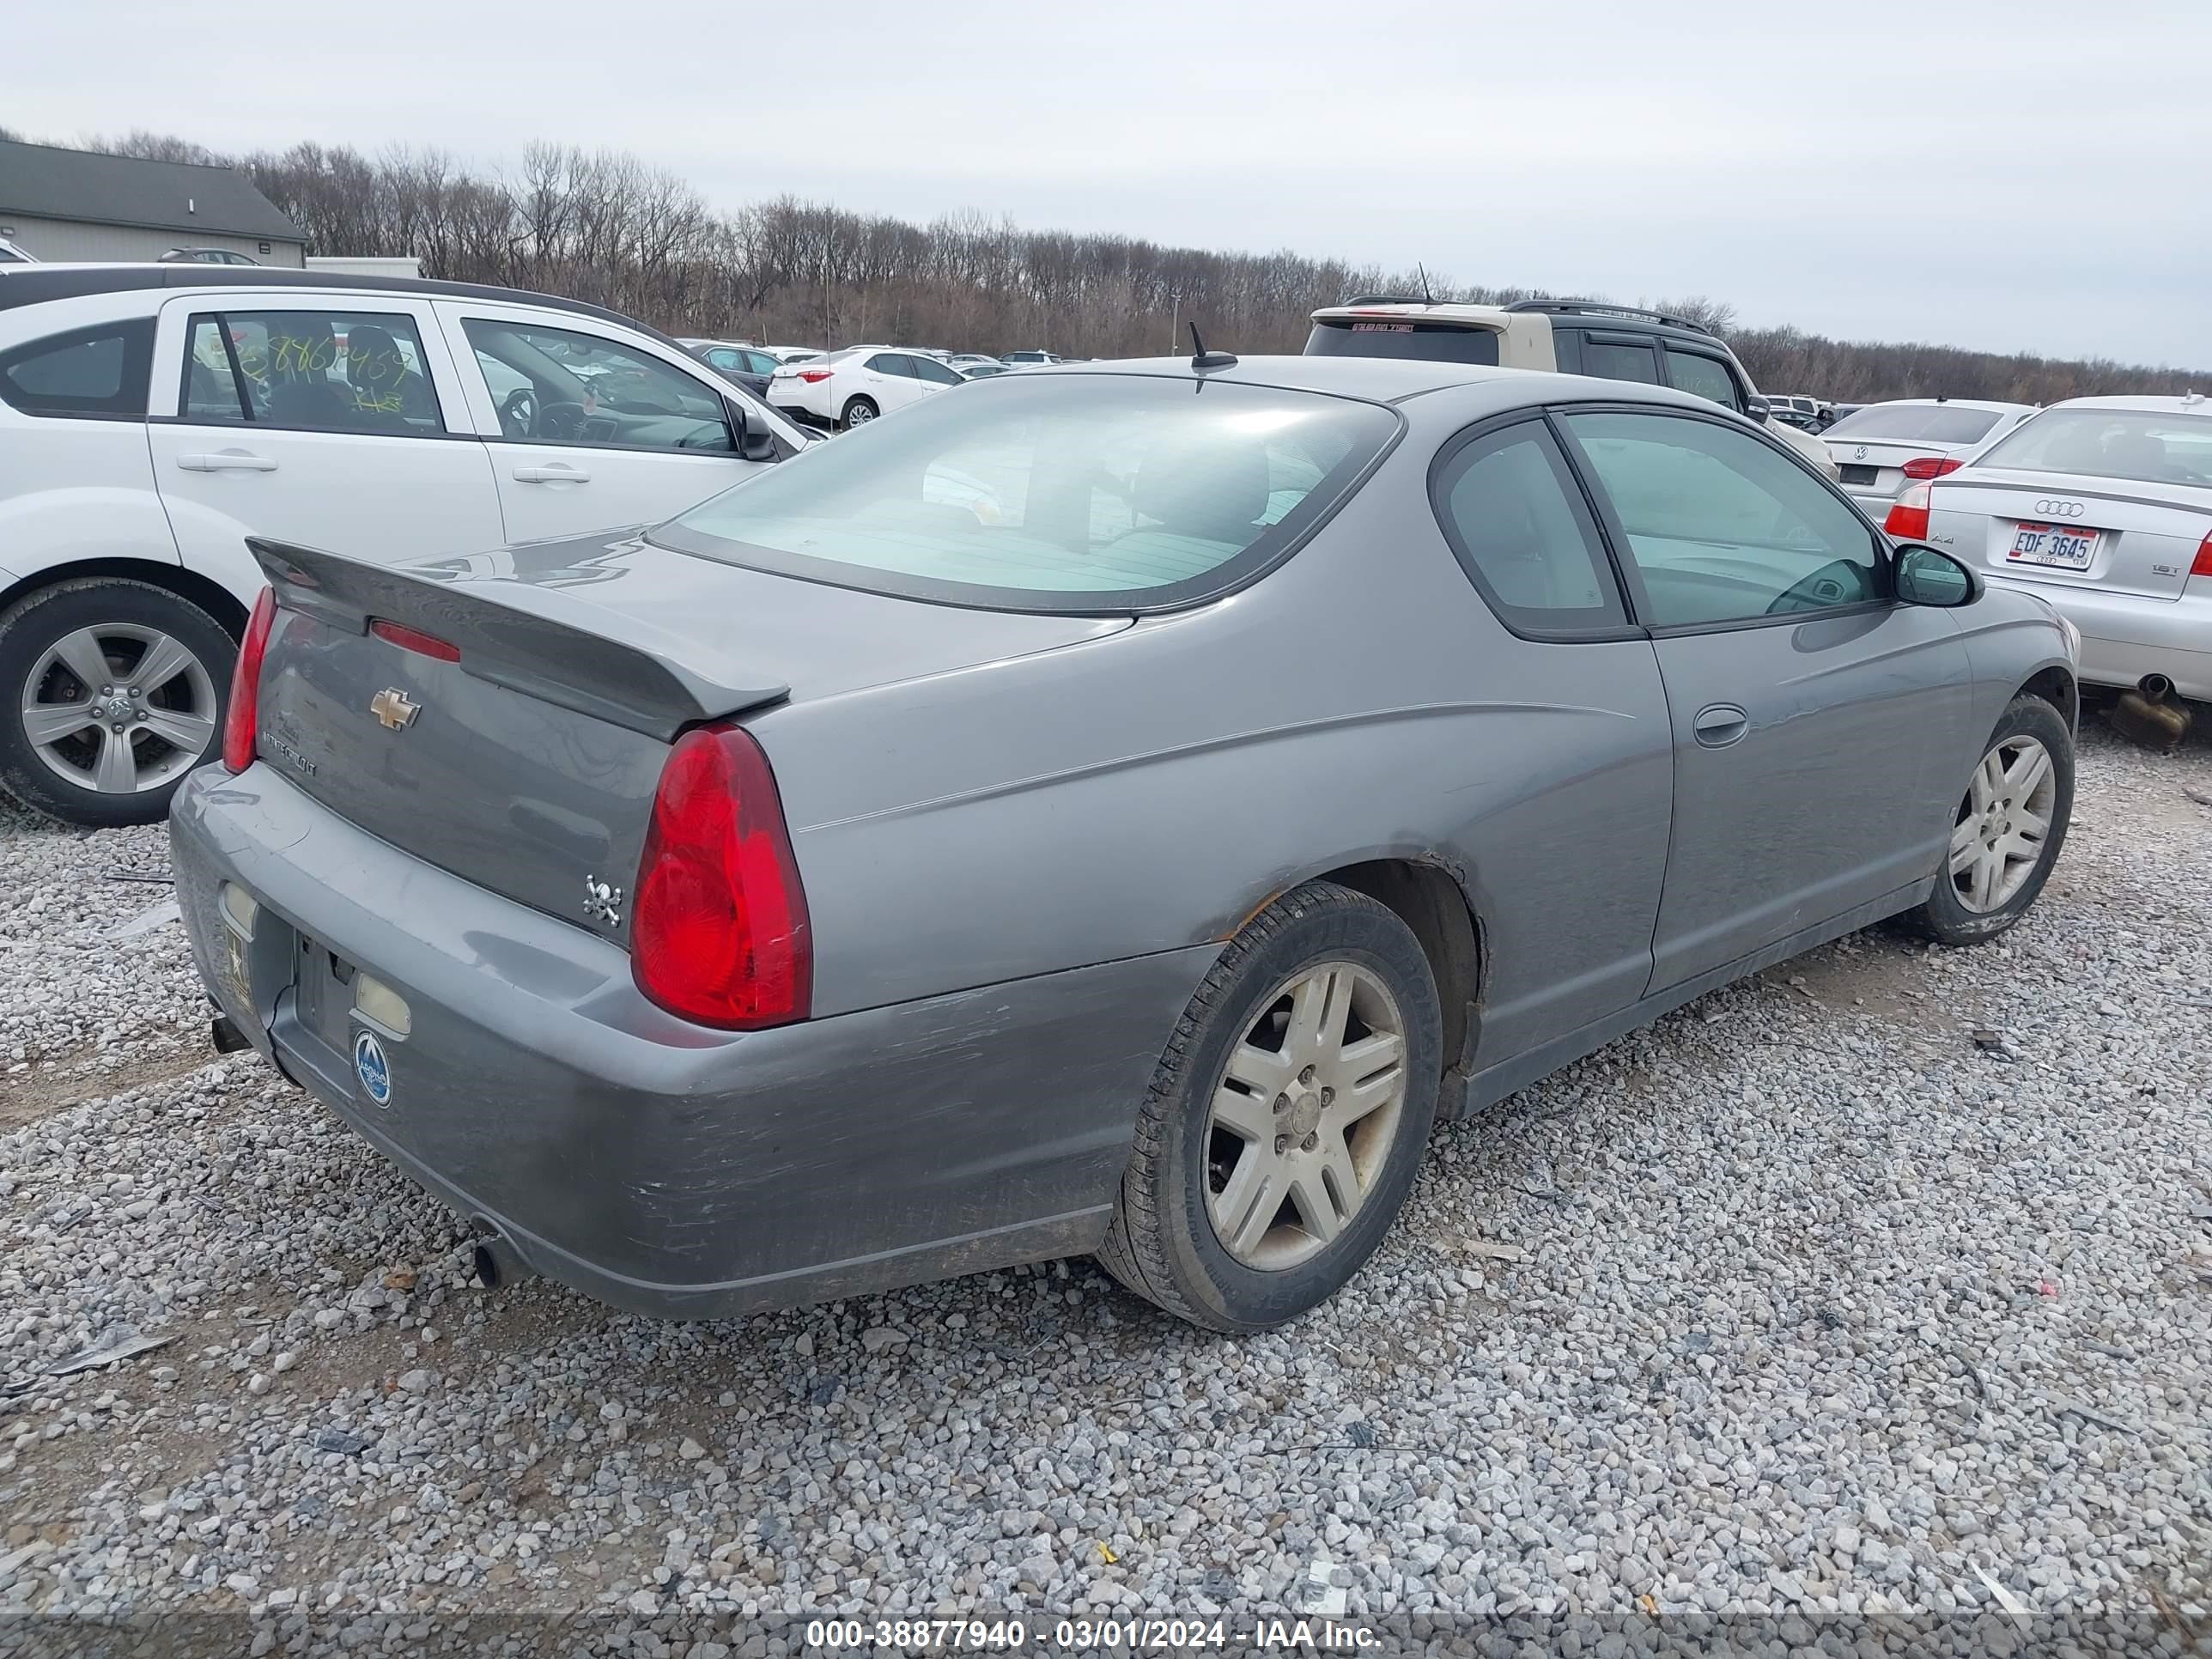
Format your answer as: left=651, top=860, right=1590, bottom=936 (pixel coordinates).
left=353, top=1030, right=392, bottom=1107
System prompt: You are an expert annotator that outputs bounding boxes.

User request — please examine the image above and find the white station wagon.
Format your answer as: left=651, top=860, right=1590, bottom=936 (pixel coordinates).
left=0, top=264, right=810, bottom=826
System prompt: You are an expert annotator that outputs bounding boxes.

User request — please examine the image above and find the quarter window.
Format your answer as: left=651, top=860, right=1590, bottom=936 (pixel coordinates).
left=0, top=319, right=155, bottom=417
left=1431, top=421, right=1626, bottom=634
left=181, top=310, right=447, bottom=434
left=462, top=319, right=732, bottom=453
left=1563, top=410, right=1881, bottom=628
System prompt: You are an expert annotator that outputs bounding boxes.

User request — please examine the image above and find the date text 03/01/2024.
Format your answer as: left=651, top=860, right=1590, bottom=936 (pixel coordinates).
left=801, top=1617, right=1380, bottom=1651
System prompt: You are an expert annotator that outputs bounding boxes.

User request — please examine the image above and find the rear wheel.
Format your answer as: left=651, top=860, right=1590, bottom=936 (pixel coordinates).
left=1097, top=881, right=1442, bottom=1332
left=841, top=397, right=878, bottom=430
left=1905, top=694, right=2073, bottom=945
left=0, top=579, right=234, bottom=828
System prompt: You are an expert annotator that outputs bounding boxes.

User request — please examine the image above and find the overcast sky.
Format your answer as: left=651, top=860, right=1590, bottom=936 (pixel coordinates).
left=11, top=0, right=2208, bottom=368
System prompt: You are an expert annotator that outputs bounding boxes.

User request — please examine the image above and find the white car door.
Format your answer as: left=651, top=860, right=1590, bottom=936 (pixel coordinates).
left=908, top=354, right=967, bottom=404
left=145, top=292, right=504, bottom=595
left=860, top=353, right=930, bottom=416
left=433, top=302, right=775, bottom=542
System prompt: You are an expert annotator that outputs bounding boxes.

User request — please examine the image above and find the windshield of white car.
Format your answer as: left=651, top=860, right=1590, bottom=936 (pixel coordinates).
left=653, top=374, right=1400, bottom=612
left=1824, top=404, right=2005, bottom=444
left=1973, top=409, right=2212, bottom=488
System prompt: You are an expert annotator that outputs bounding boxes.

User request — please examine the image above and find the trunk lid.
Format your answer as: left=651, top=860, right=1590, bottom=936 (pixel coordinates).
left=1826, top=436, right=1980, bottom=500
left=247, top=530, right=1129, bottom=939
left=1924, top=471, right=2212, bottom=601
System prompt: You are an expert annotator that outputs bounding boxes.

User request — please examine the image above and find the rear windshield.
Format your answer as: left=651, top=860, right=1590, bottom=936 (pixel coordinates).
left=1823, top=404, right=2005, bottom=444
left=653, top=374, right=1399, bottom=612
left=1305, top=319, right=1502, bottom=367
left=1974, top=408, right=2212, bottom=488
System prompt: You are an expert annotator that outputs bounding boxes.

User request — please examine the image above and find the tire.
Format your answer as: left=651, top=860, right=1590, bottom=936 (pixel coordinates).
left=1905, top=694, right=2074, bottom=946
left=1096, top=880, right=1443, bottom=1332
left=0, top=579, right=236, bottom=829
left=840, top=397, right=878, bottom=430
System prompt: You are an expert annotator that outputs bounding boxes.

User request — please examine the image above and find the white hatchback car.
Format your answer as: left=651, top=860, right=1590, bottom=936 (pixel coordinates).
left=1887, top=395, right=2212, bottom=699
left=0, top=264, right=809, bottom=826
left=766, top=346, right=968, bottom=430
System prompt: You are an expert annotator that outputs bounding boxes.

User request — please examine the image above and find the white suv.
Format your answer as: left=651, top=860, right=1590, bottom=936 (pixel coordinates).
left=0, top=264, right=809, bottom=826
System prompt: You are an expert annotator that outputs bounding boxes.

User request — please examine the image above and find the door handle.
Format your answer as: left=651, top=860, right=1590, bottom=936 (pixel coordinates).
left=177, top=450, right=277, bottom=472
left=512, top=464, right=590, bottom=483
left=1692, top=703, right=1751, bottom=748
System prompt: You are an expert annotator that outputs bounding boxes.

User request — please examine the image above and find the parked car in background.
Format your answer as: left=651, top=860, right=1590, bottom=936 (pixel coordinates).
left=172, top=352, right=2075, bottom=1334
left=767, top=345, right=967, bottom=429
left=160, top=248, right=260, bottom=266
left=0, top=238, right=36, bottom=264
left=947, top=353, right=1000, bottom=371
left=1824, top=398, right=2035, bottom=518
left=1304, top=297, right=1843, bottom=479
left=761, top=346, right=823, bottom=365
left=679, top=338, right=781, bottom=399
left=0, top=264, right=807, bottom=826
left=958, top=362, right=1012, bottom=379
left=1887, top=394, right=2211, bottom=700
left=1001, top=349, right=1062, bottom=366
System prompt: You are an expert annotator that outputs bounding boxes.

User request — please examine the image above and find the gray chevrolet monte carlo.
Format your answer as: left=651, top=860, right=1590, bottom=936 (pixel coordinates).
left=169, top=353, right=2081, bottom=1333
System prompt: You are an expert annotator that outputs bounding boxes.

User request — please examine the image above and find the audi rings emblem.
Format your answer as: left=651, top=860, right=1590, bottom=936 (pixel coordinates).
left=2033, top=499, right=2087, bottom=518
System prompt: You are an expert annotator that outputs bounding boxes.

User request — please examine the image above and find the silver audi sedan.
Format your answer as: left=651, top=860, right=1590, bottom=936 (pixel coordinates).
left=171, top=354, right=2079, bottom=1333
left=1888, top=394, right=2212, bottom=701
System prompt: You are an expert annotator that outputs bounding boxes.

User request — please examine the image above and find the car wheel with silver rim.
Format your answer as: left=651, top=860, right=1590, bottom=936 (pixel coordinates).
left=841, top=396, right=878, bottom=430
left=1097, top=880, right=1442, bottom=1332
left=1906, top=693, right=2074, bottom=945
left=0, top=578, right=236, bottom=828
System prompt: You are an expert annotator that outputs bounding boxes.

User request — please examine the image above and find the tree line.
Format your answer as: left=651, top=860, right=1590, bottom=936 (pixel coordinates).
left=26, top=128, right=2210, bottom=404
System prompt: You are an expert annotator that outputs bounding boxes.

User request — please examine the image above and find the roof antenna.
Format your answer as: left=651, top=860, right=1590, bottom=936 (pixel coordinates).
left=1188, top=322, right=1237, bottom=371
left=1417, top=264, right=1435, bottom=305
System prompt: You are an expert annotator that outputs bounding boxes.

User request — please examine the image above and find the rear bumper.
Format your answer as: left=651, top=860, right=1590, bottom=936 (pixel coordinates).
left=1983, top=574, right=2212, bottom=700
left=169, top=765, right=1214, bottom=1319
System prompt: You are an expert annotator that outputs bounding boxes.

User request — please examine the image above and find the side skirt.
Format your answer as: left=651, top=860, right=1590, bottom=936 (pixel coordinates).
left=1453, top=878, right=1934, bottom=1118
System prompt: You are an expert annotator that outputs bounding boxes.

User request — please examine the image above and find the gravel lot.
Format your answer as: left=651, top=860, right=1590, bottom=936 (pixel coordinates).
left=2, top=720, right=2209, bottom=1653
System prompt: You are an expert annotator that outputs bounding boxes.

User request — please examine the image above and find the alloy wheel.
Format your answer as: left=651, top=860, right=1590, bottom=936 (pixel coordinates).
left=1948, top=733, right=2057, bottom=912
left=1202, top=961, right=1408, bottom=1271
left=20, top=624, right=219, bottom=796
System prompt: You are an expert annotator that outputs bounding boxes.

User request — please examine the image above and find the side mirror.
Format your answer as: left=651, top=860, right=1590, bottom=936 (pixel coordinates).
left=1894, top=544, right=1981, bottom=608
left=730, top=398, right=779, bottom=464
left=1743, top=395, right=1771, bottom=422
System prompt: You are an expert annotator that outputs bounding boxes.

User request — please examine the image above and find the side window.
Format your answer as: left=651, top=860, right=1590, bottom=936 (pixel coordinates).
left=742, top=350, right=781, bottom=376
left=1431, top=420, right=1626, bottom=635
left=1563, top=410, right=1881, bottom=629
left=0, top=319, right=155, bottom=417
left=182, top=317, right=249, bottom=421
left=869, top=354, right=916, bottom=379
left=203, top=310, right=447, bottom=435
left=913, top=357, right=963, bottom=386
left=704, top=348, right=743, bottom=374
left=1662, top=349, right=1743, bottom=412
left=461, top=319, right=733, bottom=453
left=1581, top=339, right=1661, bottom=385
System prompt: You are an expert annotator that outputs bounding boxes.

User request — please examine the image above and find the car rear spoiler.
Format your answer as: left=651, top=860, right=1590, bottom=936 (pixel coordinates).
left=246, top=537, right=789, bottom=740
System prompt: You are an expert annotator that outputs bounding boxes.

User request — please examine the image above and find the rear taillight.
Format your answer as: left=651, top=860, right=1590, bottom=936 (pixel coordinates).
left=2192, top=532, right=2212, bottom=579
left=797, top=368, right=834, bottom=384
left=370, top=618, right=460, bottom=662
left=1885, top=483, right=1932, bottom=542
left=1899, top=457, right=1963, bottom=481
left=632, top=724, right=811, bottom=1030
left=222, top=586, right=276, bottom=773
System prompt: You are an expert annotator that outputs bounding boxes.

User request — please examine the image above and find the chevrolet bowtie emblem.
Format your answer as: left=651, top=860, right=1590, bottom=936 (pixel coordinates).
left=369, top=688, right=420, bottom=730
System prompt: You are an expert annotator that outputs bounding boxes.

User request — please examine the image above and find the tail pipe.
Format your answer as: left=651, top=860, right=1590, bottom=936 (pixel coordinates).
left=2138, top=672, right=2176, bottom=703
left=471, top=1223, right=536, bottom=1291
